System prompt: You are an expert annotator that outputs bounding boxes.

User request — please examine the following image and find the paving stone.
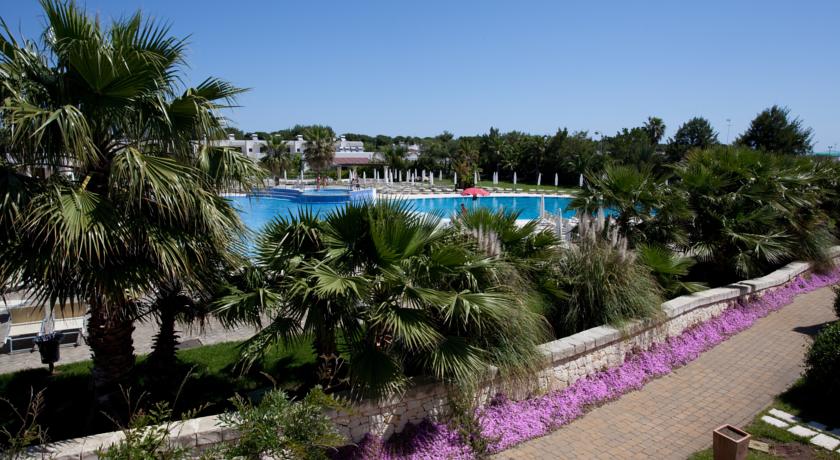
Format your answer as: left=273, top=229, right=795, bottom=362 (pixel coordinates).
left=494, top=285, right=839, bottom=460
left=810, top=433, right=840, bottom=451
left=0, top=317, right=261, bottom=373
left=768, top=408, right=799, bottom=424
left=761, top=415, right=789, bottom=428
left=788, top=425, right=819, bottom=438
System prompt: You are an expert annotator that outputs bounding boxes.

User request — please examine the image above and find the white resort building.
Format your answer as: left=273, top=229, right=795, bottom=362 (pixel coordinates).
left=213, top=134, right=377, bottom=171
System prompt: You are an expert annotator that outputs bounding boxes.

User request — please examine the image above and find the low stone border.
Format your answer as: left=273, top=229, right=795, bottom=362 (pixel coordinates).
left=29, top=248, right=840, bottom=459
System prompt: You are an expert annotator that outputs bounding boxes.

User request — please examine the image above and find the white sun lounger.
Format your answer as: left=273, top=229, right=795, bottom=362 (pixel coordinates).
left=5, top=316, right=86, bottom=353
left=0, top=318, right=9, bottom=352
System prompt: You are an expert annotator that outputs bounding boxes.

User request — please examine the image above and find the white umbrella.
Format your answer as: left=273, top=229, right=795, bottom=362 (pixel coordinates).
left=453, top=172, right=457, bottom=186
left=283, top=170, right=287, bottom=181
left=363, top=171, right=366, bottom=182
left=474, top=171, right=478, bottom=186
left=439, top=170, right=442, bottom=181
left=554, top=173, right=558, bottom=187
left=513, top=172, right=517, bottom=188
left=537, top=173, right=542, bottom=187
left=579, top=173, right=584, bottom=187
left=430, top=174, right=434, bottom=186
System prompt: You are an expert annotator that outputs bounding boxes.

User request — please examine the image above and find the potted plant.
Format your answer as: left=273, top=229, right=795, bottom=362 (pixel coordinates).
left=34, top=332, right=64, bottom=373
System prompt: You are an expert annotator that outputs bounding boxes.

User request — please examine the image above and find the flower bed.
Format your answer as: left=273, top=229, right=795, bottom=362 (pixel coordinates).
left=337, top=269, right=840, bottom=459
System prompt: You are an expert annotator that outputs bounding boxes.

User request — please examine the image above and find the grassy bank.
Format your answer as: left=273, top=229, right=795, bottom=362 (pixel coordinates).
left=0, top=340, right=316, bottom=444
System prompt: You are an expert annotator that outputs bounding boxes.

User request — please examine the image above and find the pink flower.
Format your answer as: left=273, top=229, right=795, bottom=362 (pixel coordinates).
left=335, top=269, right=840, bottom=459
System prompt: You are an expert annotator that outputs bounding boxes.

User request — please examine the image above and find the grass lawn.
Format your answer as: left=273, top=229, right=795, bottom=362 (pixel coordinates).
left=0, top=339, right=316, bottom=444
left=475, top=180, right=579, bottom=194
left=689, top=379, right=840, bottom=459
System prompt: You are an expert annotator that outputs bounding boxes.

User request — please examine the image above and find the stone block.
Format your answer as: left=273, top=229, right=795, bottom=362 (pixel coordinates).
left=810, top=434, right=840, bottom=450
left=761, top=415, right=789, bottom=428
left=768, top=408, right=799, bottom=424
left=788, top=425, right=819, bottom=438
left=661, top=296, right=694, bottom=317
left=587, top=326, right=620, bottom=347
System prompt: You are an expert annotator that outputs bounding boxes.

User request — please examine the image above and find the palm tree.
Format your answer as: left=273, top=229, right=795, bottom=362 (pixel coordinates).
left=571, top=164, right=663, bottom=240
left=637, top=245, right=705, bottom=297
left=643, top=116, right=666, bottom=145
left=0, top=1, right=262, bottom=412
left=303, top=126, right=335, bottom=175
left=213, top=200, right=548, bottom=400
left=452, top=208, right=565, bottom=316
left=673, top=147, right=832, bottom=281
left=259, top=135, right=293, bottom=183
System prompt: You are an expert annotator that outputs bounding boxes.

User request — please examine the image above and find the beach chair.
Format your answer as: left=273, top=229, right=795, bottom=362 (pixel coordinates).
left=6, top=315, right=87, bottom=353
left=0, top=308, right=10, bottom=352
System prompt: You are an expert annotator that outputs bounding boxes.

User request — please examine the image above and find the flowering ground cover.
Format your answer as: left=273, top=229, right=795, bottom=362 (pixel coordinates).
left=336, top=270, right=840, bottom=460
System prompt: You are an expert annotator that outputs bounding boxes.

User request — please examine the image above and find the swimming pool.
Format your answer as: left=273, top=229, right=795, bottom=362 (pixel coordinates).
left=228, top=194, right=575, bottom=232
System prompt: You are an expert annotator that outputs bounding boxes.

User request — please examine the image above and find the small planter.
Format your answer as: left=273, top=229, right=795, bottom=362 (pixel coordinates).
left=713, top=424, right=751, bottom=460
left=34, top=332, right=64, bottom=372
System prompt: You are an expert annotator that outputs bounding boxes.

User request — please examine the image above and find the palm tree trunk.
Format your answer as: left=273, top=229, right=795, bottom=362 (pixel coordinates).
left=86, top=297, right=135, bottom=415
left=314, top=322, right=341, bottom=391
left=148, top=306, right=179, bottom=372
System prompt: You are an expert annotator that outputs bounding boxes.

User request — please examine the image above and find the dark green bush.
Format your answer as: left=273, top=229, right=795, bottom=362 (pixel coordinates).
left=804, top=322, right=840, bottom=410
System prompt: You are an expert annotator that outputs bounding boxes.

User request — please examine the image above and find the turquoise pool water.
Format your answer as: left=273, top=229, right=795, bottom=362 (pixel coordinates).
left=408, top=195, right=574, bottom=220
left=228, top=194, right=575, bottom=232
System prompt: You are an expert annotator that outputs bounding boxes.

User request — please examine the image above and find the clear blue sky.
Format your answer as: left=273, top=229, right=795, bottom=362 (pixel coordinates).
left=4, top=0, right=839, bottom=148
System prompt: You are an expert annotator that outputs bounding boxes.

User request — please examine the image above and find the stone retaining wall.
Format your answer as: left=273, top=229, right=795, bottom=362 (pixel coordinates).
left=34, top=250, right=839, bottom=459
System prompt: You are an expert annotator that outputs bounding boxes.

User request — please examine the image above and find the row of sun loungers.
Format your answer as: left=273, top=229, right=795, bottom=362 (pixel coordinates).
left=377, top=186, right=571, bottom=195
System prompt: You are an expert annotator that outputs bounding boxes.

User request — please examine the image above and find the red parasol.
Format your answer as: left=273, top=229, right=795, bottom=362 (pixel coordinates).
left=461, top=187, right=490, bottom=197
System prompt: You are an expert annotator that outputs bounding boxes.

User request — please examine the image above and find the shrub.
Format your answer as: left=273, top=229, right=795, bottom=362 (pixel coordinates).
left=547, top=214, right=663, bottom=337
left=804, top=322, right=840, bottom=411
left=97, top=401, right=192, bottom=460
left=0, top=390, right=48, bottom=459
left=214, top=387, right=345, bottom=460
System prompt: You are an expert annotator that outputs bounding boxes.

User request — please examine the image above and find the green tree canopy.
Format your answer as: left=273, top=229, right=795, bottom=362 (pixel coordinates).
left=666, top=117, right=719, bottom=162
left=736, top=105, right=814, bottom=155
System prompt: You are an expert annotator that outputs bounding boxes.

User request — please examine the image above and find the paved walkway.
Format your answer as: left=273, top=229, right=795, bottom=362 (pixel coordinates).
left=495, top=285, right=837, bottom=460
left=0, top=317, right=259, bottom=374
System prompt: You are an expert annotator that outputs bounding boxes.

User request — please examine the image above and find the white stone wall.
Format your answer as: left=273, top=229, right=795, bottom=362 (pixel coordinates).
left=34, top=251, right=839, bottom=459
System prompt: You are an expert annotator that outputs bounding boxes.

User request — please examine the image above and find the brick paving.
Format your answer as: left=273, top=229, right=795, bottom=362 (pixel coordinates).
left=0, top=318, right=259, bottom=374
left=495, top=285, right=838, bottom=460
